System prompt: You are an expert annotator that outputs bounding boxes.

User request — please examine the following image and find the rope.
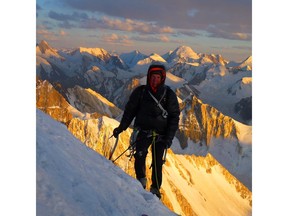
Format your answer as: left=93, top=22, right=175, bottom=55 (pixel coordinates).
left=152, top=131, right=160, bottom=190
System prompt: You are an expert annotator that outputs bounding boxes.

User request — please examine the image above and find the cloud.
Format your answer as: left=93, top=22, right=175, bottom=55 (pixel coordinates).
left=37, top=25, right=69, bottom=41
left=96, top=33, right=175, bottom=45
left=131, top=35, right=183, bottom=43
left=61, top=0, right=251, bottom=36
left=232, top=46, right=251, bottom=50
left=58, top=20, right=75, bottom=29
left=40, top=0, right=251, bottom=43
left=101, top=17, right=174, bottom=34
left=187, top=9, right=199, bottom=17
left=48, top=11, right=89, bottom=22
left=59, top=30, right=68, bottom=36
left=47, top=10, right=175, bottom=34
left=99, top=33, right=133, bottom=46
left=179, top=30, right=202, bottom=37
left=79, top=16, right=175, bottom=34
left=207, top=25, right=251, bottom=41
left=37, top=29, right=58, bottom=41
left=36, top=4, right=42, bottom=10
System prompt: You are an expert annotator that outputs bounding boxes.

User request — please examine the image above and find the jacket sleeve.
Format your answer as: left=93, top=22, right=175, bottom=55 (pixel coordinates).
left=118, top=86, right=143, bottom=131
left=165, top=88, right=180, bottom=141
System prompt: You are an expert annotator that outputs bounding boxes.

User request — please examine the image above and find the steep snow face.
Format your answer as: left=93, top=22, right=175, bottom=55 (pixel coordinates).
left=78, top=47, right=111, bottom=61
left=136, top=53, right=167, bottom=66
left=194, top=67, right=252, bottom=124
left=66, top=85, right=122, bottom=118
left=227, top=77, right=252, bottom=98
left=120, top=50, right=148, bottom=68
left=36, top=109, right=177, bottom=216
left=36, top=55, right=53, bottom=75
left=64, top=111, right=252, bottom=216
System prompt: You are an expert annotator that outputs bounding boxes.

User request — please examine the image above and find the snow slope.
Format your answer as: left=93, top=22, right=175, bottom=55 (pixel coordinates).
left=36, top=109, right=177, bottom=216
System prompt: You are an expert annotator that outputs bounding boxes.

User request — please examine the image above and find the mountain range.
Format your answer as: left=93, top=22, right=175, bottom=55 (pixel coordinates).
left=36, top=40, right=252, bottom=216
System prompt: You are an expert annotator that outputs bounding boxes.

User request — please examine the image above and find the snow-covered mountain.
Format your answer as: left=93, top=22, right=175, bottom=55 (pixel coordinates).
left=176, top=95, right=252, bottom=189
left=165, top=46, right=200, bottom=63
left=36, top=109, right=177, bottom=216
left=66, top=85, right=122, bottom=119
left=36, top=40, right=252, bottom=124
left=36, top=79, right=252, bottom=215
left=36, top=41, right=252, bottom=215
left=37, top=109, right=251, bottom=216
left=120, top=50, right=148, bottom=68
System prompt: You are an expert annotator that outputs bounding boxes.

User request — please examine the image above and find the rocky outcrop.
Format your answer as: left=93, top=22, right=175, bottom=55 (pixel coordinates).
left=178, top=95, right=237, bottom=147
left=36, top=79, right=73, bottom=124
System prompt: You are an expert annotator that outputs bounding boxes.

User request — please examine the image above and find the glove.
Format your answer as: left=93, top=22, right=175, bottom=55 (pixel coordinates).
left=164, top=138, right=172, bottom=148
left=159, top=136, right=172, bottom=148
left=113, top=127, right=123, bottom=138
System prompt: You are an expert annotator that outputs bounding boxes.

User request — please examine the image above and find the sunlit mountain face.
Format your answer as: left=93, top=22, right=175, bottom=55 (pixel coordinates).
left=36, top=41, right=252, bottom=216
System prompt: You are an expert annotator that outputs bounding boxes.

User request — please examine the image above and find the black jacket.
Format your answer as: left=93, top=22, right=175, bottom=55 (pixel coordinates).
left=119, top=84, right=180, bottom=141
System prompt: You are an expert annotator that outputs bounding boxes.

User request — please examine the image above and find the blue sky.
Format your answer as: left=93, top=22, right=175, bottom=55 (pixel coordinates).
left=36, top=0, right=252, bottom=61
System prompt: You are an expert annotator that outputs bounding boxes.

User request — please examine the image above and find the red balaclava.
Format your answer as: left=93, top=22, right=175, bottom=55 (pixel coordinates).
left=147, top=64, right=166, bottom=93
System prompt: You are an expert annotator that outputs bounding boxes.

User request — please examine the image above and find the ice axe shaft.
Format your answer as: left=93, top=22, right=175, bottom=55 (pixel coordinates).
left=162, top=147, right=168, bottom=164
left=108, top=137, right=119, bottom=160
left=112, top=141, right=136, bottom=163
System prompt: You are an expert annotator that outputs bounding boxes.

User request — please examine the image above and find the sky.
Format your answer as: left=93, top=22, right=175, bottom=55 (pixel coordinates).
left=36, top=0, right=252, bottom=61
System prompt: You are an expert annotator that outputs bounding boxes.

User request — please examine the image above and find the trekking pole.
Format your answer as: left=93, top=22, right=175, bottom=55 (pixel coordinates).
left=108, top=136, right=119, bottom=160
left=162, top=146, right=168, bottom=164
left=112, top=142, right=136, bottom=163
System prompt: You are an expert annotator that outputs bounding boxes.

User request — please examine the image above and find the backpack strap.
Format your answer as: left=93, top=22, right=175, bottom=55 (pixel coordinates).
left=148, top=87, right=168, bottom=119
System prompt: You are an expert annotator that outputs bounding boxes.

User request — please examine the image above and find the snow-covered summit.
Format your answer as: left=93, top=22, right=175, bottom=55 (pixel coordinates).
left=36, top=40, right=60, bottom=57
left=136, top=53, right=166, bottom=66
left=80, top=47, right=109, bottom=58
left=167, top=45, right=200, bottom=62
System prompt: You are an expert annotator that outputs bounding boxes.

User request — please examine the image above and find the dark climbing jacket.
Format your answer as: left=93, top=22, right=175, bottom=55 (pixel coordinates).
left=118, top=68, right=180, bottom=142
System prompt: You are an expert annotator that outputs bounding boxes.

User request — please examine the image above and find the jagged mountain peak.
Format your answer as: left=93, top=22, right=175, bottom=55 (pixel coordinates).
left=37, top=40, right=59, bottom=56
left=239, top=56, right=252, bottom=69
left=168, top=45, right=200, bottom=62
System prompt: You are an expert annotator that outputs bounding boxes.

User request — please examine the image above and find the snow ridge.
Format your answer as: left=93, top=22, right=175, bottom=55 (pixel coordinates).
left=36, top=109, right=177, bottom=216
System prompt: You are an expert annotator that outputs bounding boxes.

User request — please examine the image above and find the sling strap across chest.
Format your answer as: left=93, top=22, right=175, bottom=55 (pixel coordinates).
left=148, top=88, right=168, bottom=119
